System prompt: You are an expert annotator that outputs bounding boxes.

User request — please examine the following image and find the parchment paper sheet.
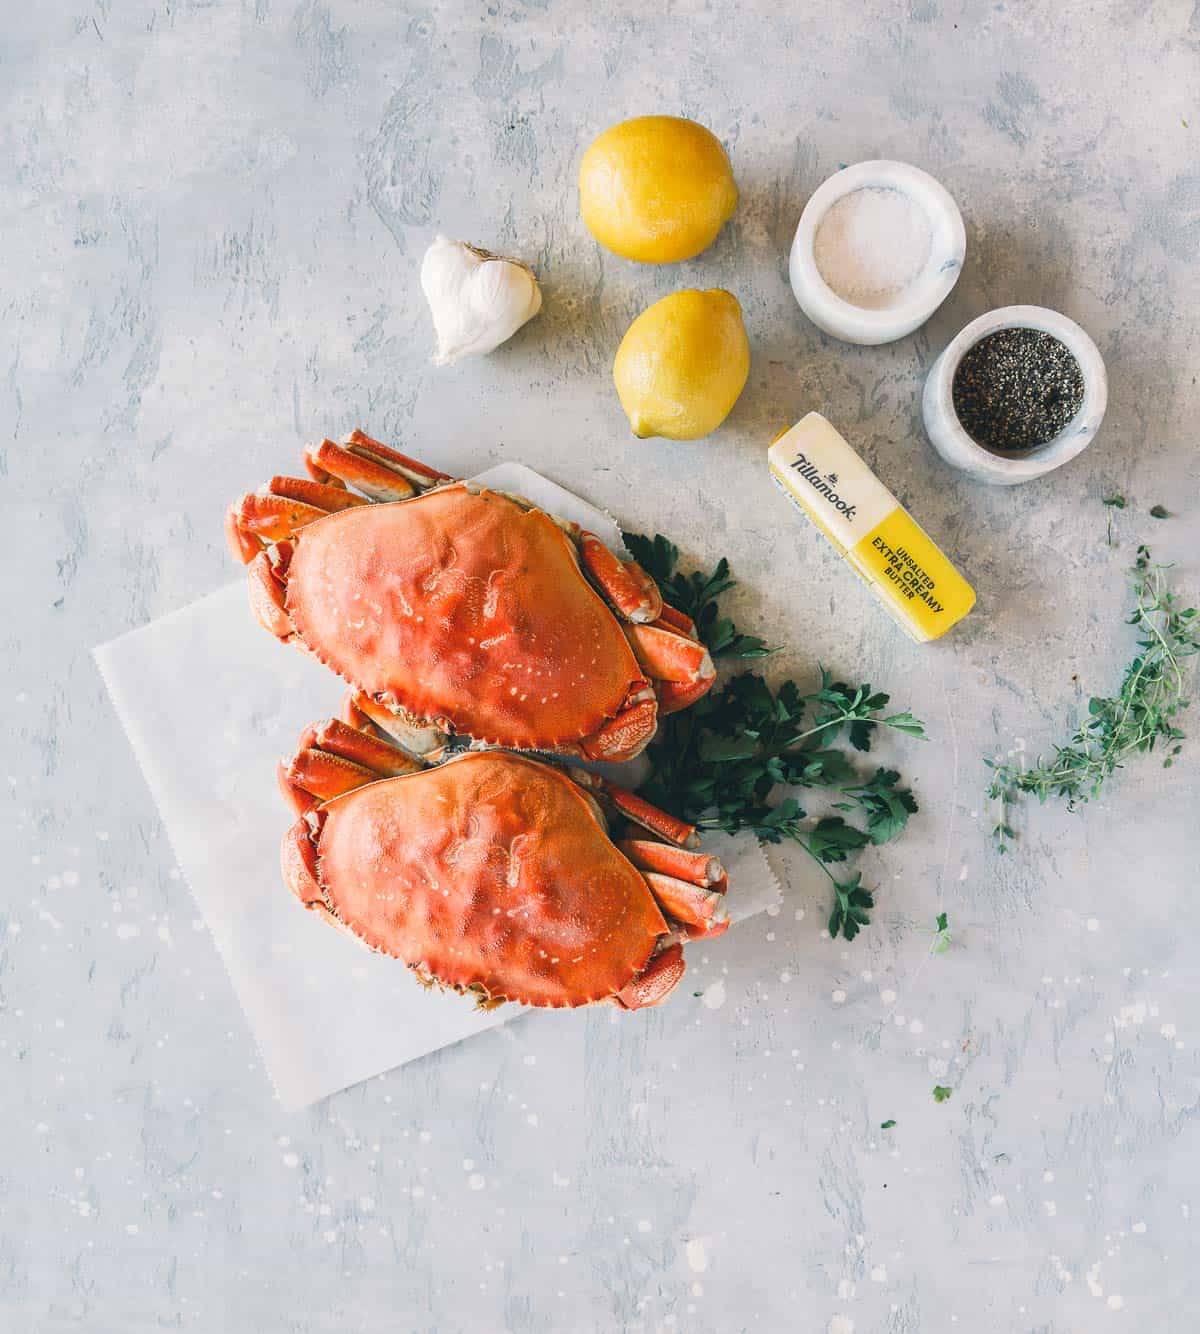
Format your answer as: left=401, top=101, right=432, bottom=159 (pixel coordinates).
left=94, top=464, right=781, bottom=1110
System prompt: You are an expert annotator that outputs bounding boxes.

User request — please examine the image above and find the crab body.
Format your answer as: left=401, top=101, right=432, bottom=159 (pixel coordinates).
left=281, top=699, right=729, bottom=1010
left=228, top=433, right=714, bottom=762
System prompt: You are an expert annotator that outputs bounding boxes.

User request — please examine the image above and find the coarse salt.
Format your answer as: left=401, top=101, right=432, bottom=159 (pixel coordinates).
left=814, top=187, right=932, bottom=309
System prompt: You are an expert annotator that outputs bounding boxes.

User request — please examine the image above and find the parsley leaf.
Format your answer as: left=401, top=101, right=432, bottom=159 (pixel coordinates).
left=625, top=536, right=926, bottom=941
left=880, top=1119, right=897, bottom=1130
left=622, top=531, right=774, bottom=659
left=932, top=1085, right=952, bottom=1103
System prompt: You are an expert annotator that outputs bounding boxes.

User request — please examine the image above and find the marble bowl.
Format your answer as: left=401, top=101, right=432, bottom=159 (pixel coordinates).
left=922, top=304, right=1107, bottom=485
left=788, top=159, right=966, bottom=345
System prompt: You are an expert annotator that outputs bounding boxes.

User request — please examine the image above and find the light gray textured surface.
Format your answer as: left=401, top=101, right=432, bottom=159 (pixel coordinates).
left=3, top=3, right=1199, bottom=1331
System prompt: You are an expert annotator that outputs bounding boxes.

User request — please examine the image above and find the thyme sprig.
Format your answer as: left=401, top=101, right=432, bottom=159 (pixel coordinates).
left=987, top=547, right=1198, bottom=849
left=625, top=533, right=926, bottom=939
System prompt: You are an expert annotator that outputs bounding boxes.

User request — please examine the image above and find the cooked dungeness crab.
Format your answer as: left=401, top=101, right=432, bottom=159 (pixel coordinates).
left=279, top=693, right=730, bottom=1009
left=226, top=431, right=714, bottom=763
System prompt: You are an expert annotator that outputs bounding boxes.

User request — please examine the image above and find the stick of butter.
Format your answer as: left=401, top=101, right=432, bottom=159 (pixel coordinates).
left=769, top=413, right=975, bottom=643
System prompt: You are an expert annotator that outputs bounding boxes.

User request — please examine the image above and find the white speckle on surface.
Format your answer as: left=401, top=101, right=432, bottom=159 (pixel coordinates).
left=1160, top=1023, right=1177, bottom=1039
left=1087, top=918, right=1100, bottom=932
left=836, top=1279, right=856, bottom=1299
left=685, top=1238, right=709, bottom=1272
left=1108, top=1295, right=1124, bottom=1310
left=282, top=1153, right=299, bottom=1169
left=124, top=1224, right=139, bottom=1236
left=1132, top=1221, right=1147, bottom=1233
left=701, top=979, right=726, bottom=1010
left=870, top=1264, right=887, bottom=1282
left=467, top=1174, right=486, bottom=1191
left=881, top=989, right=897, bottom=1004
left=115, top=923, right=140, bottom=940
left=1043, top=1200, right=1057, bottom=1216
left=989, top=1195, right=1006, bottom=1207
left=831, top=989, right=847, bottom=1005
left=636, top=1219, right=652, bottom=1233
left=828, top=1317, right=855, bottom=1334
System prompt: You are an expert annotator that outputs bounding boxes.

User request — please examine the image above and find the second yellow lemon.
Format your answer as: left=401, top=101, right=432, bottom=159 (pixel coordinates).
left=613, top=289, right=750, bottom=440
left=579, top=116, right=738, bottom=263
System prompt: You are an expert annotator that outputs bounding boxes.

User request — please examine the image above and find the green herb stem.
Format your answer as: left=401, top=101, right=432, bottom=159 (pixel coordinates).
left=987, top=548, right=1197, bottom=847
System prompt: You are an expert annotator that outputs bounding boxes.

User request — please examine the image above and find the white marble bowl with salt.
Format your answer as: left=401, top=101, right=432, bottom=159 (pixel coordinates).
left=789, top=160, right=965, bottom=345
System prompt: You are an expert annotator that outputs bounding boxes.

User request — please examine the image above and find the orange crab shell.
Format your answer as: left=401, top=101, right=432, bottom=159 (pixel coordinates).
left=284, top=484, right=646, bottom=751
left=289, top=752, right=671, bottom=1008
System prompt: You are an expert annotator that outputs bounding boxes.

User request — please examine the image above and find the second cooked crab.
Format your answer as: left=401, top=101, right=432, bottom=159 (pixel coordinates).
left=226, top=431, right=714, bottom=763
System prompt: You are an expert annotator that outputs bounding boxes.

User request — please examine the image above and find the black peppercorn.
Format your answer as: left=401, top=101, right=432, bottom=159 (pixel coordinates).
left=952, top=328, right=1085, bottom=453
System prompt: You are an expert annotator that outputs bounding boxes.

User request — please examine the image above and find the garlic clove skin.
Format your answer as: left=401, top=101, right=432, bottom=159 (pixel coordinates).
left=420, top=236, right=543, bottom=366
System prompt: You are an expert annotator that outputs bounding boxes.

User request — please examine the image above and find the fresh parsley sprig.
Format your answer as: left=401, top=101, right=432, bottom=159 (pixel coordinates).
left=987, top=547, right=1198, bottom=849
left=626, top=533, right=927, bottom=940
left=623, top=531, right=774, bottom=659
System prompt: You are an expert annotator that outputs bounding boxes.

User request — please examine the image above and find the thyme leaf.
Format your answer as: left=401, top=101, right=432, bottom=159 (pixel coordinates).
left=987, top=547, right=1198, bottom=848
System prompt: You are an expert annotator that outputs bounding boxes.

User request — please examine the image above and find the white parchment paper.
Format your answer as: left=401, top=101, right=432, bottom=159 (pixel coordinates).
left=93, top=464, right=781, bottom=1110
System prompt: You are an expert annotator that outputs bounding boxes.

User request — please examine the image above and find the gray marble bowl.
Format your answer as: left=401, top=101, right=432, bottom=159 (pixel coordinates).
left=922, top=304, right=1107, bottom=485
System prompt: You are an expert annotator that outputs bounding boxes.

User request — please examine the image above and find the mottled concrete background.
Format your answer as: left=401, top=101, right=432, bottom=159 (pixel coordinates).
left=4, top=2, right=1199, bottom=1331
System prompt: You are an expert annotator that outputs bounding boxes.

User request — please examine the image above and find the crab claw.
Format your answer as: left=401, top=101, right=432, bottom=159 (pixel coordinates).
left=281, top=816, right=324, bottom=909
left=613, top=942, right=686, bottom=1010
left=579, top=682, right=658, bottom=763
left=246, top=546, right=294, bottom=640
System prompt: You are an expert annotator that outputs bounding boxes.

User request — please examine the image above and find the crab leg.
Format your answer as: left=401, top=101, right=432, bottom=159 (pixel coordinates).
left=657, top=676, right=717, bottom=717
left=616, top=837, right=729, bottom=937
left=280, top=714, right=427, bottom=814
left=570, top=772, right=699, bottom=848
left=617, top=839, right=727, bottom=892
left=624, top=622, right=715, bottom=687
left=267, top=475, right=367, bottom=513
left=226, top=476, right=365, bottom=564
left=643, top=874, right=729, bottom=937
left=305, top=433, right=450, bottom=502
left=576, top=533, right=663, bottom=624
left=653, top=602, right=698, bottom=639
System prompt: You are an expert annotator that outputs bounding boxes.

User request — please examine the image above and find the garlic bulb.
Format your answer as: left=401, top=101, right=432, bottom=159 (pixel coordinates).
left=420, top=236, right=542, bottom=366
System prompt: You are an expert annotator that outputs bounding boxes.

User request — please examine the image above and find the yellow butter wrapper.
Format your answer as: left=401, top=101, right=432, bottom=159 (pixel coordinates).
left=769, top=413, right=975, bottom=643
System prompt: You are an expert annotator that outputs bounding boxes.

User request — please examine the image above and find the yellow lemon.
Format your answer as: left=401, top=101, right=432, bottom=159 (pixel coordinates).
left=613, top=289, right=750, bottom=440
left=579, top=116, right=738, bottom=264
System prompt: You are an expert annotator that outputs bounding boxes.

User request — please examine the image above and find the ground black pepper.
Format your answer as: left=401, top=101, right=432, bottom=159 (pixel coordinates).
left=952, top=328, right=1085, bottom=452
